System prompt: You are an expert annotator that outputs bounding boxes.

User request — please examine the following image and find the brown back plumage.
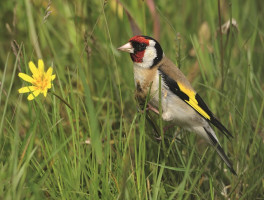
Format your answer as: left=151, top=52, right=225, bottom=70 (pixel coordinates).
left=158, top=57, right=194, bottom=91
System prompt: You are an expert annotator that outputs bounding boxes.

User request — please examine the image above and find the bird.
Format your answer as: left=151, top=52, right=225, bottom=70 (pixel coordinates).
left=117, top=35, right=236, bottom=175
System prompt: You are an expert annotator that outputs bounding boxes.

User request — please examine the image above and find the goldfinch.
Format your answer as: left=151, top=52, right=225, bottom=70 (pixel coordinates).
left=118, top=35, right=236, bottom=175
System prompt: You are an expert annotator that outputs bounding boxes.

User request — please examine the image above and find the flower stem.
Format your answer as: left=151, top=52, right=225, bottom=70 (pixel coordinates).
left=50, top=91, right=73, bottom=111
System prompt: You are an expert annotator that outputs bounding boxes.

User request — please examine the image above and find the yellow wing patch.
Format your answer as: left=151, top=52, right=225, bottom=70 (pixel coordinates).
left=178, top=82, right=211, bottom=120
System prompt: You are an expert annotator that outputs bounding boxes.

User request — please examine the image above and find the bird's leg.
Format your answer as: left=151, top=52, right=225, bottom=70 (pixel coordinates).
left=146, top=104, right=176, bottom=132
left=146, top=103, right=159, bottom=115
left=146, top=104, right=174, bottom=140
left=145, top=104, right=175, bottom=140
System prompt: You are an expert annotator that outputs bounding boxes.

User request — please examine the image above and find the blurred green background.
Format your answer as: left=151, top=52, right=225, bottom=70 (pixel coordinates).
left=0, top=0, right=264, bottom=199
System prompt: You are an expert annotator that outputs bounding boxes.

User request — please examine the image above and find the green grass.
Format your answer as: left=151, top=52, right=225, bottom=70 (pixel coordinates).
left=0, top=0, right=264, bottom=199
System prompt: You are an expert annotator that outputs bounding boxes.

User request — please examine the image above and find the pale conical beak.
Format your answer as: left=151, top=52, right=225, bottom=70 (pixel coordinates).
left=117, top=42, right=134, bottom=53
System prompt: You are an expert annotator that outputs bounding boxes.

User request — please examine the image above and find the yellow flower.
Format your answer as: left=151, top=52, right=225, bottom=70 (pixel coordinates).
left=18, top=59, right=56, bottom=100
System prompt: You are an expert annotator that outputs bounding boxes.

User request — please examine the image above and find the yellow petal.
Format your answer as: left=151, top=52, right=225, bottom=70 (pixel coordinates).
left=18, top=86, right=36, bottom=93
left=18, top=73, right=34, bottom=83
left=46, top=82, right=52, bottom=89
left=51, top=75, right=56, bottom=80
left=29, top=61, right=38, bottom=76
left=27, top=90, right=40, bottom=100
left=38, top=59, right=44, bottom=73
left=43, top=89, right=48, bottom=97
left=46, top=67, right=53, bottom=77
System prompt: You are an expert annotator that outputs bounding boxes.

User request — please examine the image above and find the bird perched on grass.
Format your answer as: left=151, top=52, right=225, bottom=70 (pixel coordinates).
left=118, top=35, right=236, bottom=175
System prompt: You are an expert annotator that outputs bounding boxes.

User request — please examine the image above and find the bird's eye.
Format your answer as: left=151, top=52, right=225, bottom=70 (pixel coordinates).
left=140, top=43, right=146, bottom=48
left=137, top=43, right=146, bottom=51
left=132, top=41, right=147, bottom=52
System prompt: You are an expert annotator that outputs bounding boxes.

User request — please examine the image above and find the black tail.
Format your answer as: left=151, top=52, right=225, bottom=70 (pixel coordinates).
left=204, top=127, right=237, bottom=175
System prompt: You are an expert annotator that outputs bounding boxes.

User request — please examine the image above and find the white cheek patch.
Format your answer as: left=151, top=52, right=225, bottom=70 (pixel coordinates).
left=149, top=40, right=156, bottom=46
left=133, top=40, right=159, bottom=69
left=141, top=47, right=157, bottom=68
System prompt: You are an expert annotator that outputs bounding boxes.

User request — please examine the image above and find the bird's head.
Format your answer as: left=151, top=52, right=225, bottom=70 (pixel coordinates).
left=118, top=35, right=163, bottom=69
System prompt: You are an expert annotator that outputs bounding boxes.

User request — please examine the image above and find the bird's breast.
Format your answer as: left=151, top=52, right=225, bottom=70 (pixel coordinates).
left=133, top=65, right=159, bottom=103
